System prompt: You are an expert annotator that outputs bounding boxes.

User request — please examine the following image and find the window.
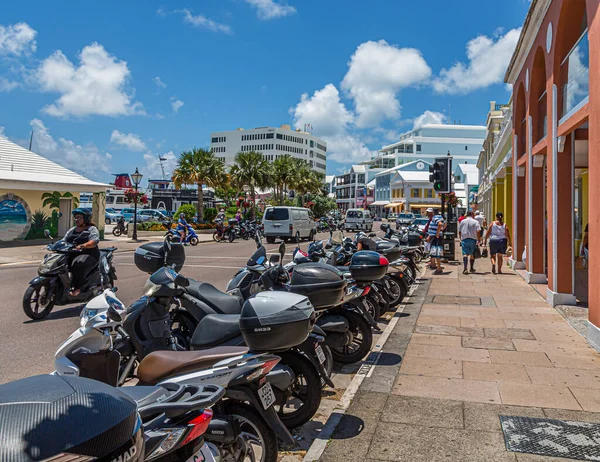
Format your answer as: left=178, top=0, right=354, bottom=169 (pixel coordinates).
left=300, top=210, right=308, bottom=219
left=416, top=144, right=421, bottom=152
left=411, top=188, right=420, bottom=198
left=406, top=144, right=413, bottom=153
left=116, top=196, right=126, bottom=204
left=267, top=133, right=274, bottom=139
left=310, top=140, right=314, bottom=147
left=465, top=145, right=468, bottom=151
left=276, top=134, right=282, bottom=139
left=211, top=137, right=218, bottom=143
left=398, top=145, right=405, bottom=153
left=264, top=208, right=289, bottom=220
left=425, top=189, right=434, bottom=198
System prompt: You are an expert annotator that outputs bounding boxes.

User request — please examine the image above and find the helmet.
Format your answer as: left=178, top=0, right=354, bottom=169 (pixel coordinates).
left=355, top=231, right=367, bottom=242
left=179, top=213, right=185, bottom=219
left=72, top=207, right=92, bottom=223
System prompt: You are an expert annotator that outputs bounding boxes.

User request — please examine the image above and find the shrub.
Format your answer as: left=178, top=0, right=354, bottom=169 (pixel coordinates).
left=226, top=206, right=238, bottom=218
left=176, top=204, right=197, bottom=222
left=203, top=207, right=217, bottom=223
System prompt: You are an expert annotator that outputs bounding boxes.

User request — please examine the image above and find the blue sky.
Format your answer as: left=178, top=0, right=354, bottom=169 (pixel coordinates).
left=0, top=0, right=530, bottom=185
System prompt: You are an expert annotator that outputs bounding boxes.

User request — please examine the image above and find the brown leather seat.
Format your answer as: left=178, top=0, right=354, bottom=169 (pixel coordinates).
left=137, top=346, right=249, bottom=385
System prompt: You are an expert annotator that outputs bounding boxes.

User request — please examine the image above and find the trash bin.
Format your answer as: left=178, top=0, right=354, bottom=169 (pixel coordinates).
left=443, top=232, right=456, bottom=260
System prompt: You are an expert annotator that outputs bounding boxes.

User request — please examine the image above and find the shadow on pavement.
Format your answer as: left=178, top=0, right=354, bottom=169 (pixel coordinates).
left=375, top=352, right=402, bottom=366
left=331, top=414, right=367, bottom=439
left=23, top=305, right=83, bottom=323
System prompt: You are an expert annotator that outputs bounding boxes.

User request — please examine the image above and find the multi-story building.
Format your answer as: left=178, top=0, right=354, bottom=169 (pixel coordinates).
left=453, top=162, right=481, bottom=216
left=209, top=125, right=327, bottom=175
left=335, top=165, right=383, bottom=211
left=389, top=161, right=441, bottom=216
left=504, top=0, right=596, bottom=325
left=324, top=175, right=336, bottom=198
left=378, top=123, right=486, bottom=166
left=477, top=100, right=513, bottom=229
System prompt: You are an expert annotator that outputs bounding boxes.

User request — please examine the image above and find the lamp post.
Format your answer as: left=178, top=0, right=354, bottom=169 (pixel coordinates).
left=131, top=167, right=143, bottom=241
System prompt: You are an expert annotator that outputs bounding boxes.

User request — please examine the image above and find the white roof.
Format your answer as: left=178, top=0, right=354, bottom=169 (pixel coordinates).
left=391, top=171, right=431, bottom=183
left=375, top=159, right=431, bottom=177
left=325, top=175, right=335, bottom=183
left=455, top=163, right=480, bottom=184
left=367, top=179, right=376, bottom=187
left=0, top=136, right=109, bottom=192
left=352, top=165, right=366, bottom=173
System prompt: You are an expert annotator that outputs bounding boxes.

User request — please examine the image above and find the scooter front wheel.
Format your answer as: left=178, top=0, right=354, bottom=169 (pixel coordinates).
left=189, top=236, right=199, bottom=246
left=23, top=283, right=55, bottom=320
left=330, top=311, right=373, bottom=364
left=112, top=227, right=122, bottom=237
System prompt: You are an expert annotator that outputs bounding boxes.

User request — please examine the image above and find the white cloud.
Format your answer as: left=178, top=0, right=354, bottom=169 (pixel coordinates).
left=29, top=119, right=112, bottom=179
left=290, top=84, right=373, bottom=163
left=178, top=9, right=232, bottom=34
left=143, top=150, right=177, bottom=180
left=433, top=28, right=521, bottom=94
left=153, top=76, right=167, bottom=89
left=0, top=77, right=18, bottom=92
left=110, top=129, right=147, bottom=151
left=341, top=40, right=432, bottom=128
left=244, top=0, right=296, bottom=20
left=0, top=126, right=5, bottom=138
left=290, top=84, right=353, bottom=137
left=413, top=110, right=447, bottom=129
left=171, top=98, right=184, bottom=113
left=0, top=22, right=37, bottom=56
left=37, top=42, right=145, bottom=117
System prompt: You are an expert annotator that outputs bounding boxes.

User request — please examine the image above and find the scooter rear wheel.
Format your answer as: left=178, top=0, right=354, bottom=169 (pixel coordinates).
left=112, top=227, right=122, bottom=237
left=23, top=283, right=55, bottom=320
left=330, top=311, right=373, bottom=364
left=223, top=402, right=278, bottom=462
left=189, top=236, right=199, bottom=246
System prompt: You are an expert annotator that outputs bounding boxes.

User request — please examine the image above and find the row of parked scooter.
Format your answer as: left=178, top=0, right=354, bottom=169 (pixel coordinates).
left=5, top=226, right=422, bottom=462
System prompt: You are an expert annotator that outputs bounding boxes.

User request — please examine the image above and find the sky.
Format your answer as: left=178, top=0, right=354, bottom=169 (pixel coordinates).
left=0, top=0, right=531, bottom=185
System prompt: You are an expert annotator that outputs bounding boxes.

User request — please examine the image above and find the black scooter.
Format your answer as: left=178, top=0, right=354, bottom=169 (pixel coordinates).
left=22, top=230, right=117, bottom=320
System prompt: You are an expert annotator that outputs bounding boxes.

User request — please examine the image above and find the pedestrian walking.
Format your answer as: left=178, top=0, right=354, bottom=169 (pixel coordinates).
left=484, top=212, right=512, bottom=274
left=458, top=210, right=481, bottom=274
left=423, top=208, right=435, bottom=269
left=428, top=208, right=445, bottom=275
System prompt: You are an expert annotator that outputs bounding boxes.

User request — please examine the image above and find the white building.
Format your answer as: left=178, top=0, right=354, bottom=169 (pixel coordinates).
left=336, top=165, right=383, bottom=211
left=209, top=124, right=327, bottom=174
left=453, top=163, right=480, bottom=213
left=377, top=123, right=486, bottom=166
left=390, top=168, right=441, bottom=216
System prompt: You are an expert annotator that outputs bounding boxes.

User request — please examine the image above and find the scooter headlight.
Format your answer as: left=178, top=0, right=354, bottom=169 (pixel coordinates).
left=144, top=278, right=161, bottom=296
left=80, top=308, right=99, bottom=328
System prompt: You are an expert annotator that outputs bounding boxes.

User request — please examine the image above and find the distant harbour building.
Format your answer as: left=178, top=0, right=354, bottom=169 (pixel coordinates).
left=209, top=124, right=327, bottom=175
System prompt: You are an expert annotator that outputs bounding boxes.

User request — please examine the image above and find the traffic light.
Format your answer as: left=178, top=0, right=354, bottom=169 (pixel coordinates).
left=428, top=157, right=452, bottom=193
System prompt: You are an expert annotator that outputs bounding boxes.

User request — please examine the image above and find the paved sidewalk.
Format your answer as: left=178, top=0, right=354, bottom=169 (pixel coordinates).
left=319, top=255, right=600, bottom=461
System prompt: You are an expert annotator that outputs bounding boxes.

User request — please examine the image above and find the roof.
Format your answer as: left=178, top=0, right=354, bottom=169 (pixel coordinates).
left=0, top=136, right=109, bottom=192
left=454, top=163, right=480, bottom=185
left=391, top=171, right=432, bottom=183
left=325, top=175, right=335, bottom=183
left=367, top=179, right=376, bottom=187
left=375, top=159, right=432, bottom=177
left=352, top=165, right=366, bottom=173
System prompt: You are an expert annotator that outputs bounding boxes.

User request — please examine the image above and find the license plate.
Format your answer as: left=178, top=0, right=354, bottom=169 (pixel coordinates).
left=185, top=444, right=216, bottom=462
left=315, top=344, right=326, bottom=364
left=258, top=382, right=276, bottom=410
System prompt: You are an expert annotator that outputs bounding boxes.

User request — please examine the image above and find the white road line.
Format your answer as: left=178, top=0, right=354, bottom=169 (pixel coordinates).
left=118, top=263, right=241, bottom=269
left=303, top=282, right=417, bottom=462
left=0, top=260, right=39, bottom=267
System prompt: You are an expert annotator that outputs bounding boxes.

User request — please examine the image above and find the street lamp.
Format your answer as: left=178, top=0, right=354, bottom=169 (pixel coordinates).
left=131, top=167, right=143, bottom=241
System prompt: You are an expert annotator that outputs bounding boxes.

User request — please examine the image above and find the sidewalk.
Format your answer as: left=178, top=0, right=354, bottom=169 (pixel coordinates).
left=0, top=233, right=214, bottom=265
left=318, top=255, right=600, bottom=461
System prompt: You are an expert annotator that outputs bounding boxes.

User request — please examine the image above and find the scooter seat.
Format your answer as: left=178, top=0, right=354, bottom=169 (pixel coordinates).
left=376, top=241, right=398, bottom=253
left=191, top=314, right=242, bottom=348
left=137, top=346, right=248, bottom=385
left=186, top=281, right=243, bottom=315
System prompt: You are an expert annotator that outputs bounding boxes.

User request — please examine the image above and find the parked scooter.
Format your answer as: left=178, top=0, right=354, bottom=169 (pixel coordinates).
left=22, top=229, right=117, bottom=320
left=112, top=216, right=128, bottom=236
left=164, top=221, right=200, bottom=246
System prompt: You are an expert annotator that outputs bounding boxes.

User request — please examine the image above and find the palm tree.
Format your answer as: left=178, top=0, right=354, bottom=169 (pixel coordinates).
left=172, top=148, right=226, bottom=222
left=41, top=191, right=79, bottom=210
left=272, top=155, right=298, bottom=205
left=230, top=151, right=272, bottom=219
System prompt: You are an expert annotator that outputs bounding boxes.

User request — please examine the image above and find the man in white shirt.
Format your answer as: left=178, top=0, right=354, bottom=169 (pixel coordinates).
left=474, top=211, right=486, bottom=229
left=459, top=210, right=482, bottom=274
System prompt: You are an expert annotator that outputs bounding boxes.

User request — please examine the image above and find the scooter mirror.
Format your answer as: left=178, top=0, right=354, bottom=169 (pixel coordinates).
left=269, top=254, right=280, bottom=264
left=368, top=233, right=377, bottom=238
left=107, top=305, right=123, bottom=322
left=278, top=242, right=285, bottom=260
left=175, top=274, right=190, bottom=287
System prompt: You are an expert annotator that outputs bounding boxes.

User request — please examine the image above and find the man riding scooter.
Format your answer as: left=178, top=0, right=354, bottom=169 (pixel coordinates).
left=64, top=208, right=100, bottom=296
left=177, top=213, right=189, bottom=245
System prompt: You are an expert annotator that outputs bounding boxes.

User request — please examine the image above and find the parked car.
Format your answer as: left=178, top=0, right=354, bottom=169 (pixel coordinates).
left=137, top=209, right=169, bottom=222
left=121, top=207, right=144, bottom=222
left=396, top=212, right=415, bottom=229
left=412, top=217, right=430, bottom=232
left=105, top=208, right=124, bottom=224
left=387, top=212, right=398, bottom=222
left=262, top=206, right=316, bottom=243
left=344, top=208, right=374, bottom=232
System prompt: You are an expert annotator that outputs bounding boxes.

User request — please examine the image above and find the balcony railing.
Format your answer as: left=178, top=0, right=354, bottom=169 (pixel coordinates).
left=492, top=105, right=512, bottom=152
left=561, top=30, right=589, bottom=119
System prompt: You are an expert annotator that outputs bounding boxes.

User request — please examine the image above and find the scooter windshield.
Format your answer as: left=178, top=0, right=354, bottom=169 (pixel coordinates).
left=247, top=246, right=267, bottom=267
left=149, top=267, right=178, bottom=285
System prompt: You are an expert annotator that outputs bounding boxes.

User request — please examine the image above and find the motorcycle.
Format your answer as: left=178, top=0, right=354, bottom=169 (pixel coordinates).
left=112, top=216, right=128, bottom=236
left=163, top=221, right=200, bottom=246
left=213, top=219, right=236, bottom=243
left=54, top=286, right=296, bottom=461
left=22, top=229, right=117, bottom=320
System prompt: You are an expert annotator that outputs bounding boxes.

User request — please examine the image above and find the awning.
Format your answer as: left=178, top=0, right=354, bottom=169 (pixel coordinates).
left=370, top=201, right=390, bottom=206
left=385, top=202, right=404, bottom=208
left=408, top=203, right=441, bottom=209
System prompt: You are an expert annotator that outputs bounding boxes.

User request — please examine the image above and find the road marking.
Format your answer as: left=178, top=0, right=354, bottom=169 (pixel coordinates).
left=303, top=282, right=417, bottom=462
left=0, top=260, right=39, bottom=267
left=118, top=263, right=241, bottom=269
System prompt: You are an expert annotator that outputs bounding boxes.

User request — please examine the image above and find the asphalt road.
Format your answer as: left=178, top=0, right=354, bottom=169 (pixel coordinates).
left=0, top=235, right=316, bottom=383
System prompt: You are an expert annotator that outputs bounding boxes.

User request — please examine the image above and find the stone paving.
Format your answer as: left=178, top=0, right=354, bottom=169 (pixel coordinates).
left=319, top=255, right=600, bottom=462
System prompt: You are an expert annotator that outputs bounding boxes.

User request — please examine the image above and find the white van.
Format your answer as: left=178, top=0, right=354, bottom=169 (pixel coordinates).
left=262, top=206, right=316, bottom=243
left=345, top=208, right=374, bottom=232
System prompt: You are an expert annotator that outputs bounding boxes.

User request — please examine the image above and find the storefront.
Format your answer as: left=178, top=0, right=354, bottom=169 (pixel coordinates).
left=505, top=0, right=597, bottom=342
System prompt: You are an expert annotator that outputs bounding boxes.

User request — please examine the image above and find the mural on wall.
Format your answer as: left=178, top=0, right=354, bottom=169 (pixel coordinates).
left=0, top=194, right=31, bottom=241
left=0, top=192, right=77, bottom=241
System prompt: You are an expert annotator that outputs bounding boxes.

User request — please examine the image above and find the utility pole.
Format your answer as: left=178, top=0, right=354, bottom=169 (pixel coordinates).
left=28, top=131, right=34, bottom=151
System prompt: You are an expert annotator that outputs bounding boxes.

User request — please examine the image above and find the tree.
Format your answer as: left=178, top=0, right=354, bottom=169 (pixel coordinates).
left=175, top=204, right=197, bottom=222
left=272, top=155, right=297, bottom=205
left=41, top=191, right=79, bottom=210
left=172, top=148, right=225, bottom=222
left=230, top=151, right=272, bottom=220
left=292, top=161, right=323, bottom=205
left=214, top=183, right=241, bottom=207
